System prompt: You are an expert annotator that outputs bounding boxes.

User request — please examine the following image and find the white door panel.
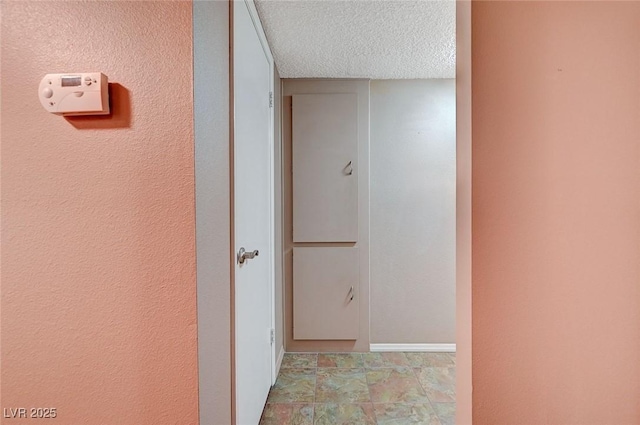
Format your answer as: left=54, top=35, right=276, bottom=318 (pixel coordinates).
left=234, top=1, right=274, bottom=424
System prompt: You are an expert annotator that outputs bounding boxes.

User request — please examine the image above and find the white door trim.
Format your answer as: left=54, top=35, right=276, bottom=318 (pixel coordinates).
left=243, top=0, right=274, bottom=64
left=235, top=0, right=277, bottom=385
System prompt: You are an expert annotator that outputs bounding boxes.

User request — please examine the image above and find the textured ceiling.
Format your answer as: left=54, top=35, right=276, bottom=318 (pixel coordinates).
left=254, top=0, right=456, bottom=79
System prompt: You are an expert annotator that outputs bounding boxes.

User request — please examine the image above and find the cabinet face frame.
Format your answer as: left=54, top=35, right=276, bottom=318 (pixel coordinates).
left=282, top=79, right=370, bottom=352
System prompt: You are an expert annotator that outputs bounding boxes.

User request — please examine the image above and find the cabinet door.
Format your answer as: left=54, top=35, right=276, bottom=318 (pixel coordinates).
left=293, top=247, right=359, bottom=340
left=292, top=93, right=359, bottom=242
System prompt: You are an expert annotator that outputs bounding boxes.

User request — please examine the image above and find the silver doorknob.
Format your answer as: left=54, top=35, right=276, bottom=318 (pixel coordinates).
left=237, top=247, right=259, bottom=264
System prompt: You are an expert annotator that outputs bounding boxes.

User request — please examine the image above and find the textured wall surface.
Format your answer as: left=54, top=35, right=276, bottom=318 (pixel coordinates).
left=255, top=0, right=455, bottom=79
left=1, top=2, right=199, bottom=424
left=370, top=80, right=456, bottom=344
left=472, top=2, right=640, bottom=424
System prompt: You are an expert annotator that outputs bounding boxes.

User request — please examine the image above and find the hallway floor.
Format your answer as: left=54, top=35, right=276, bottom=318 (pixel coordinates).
left=260, top=352, right=456, bottom=425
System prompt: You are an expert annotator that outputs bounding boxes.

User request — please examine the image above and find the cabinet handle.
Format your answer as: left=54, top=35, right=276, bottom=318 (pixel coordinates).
left=349, top=285, right=354, bottom=301
left=345, top=161, right=353, bottom=176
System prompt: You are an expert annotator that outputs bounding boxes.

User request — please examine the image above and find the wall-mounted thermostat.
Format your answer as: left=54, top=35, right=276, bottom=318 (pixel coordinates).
left=39, top=73, right=110, bottom=116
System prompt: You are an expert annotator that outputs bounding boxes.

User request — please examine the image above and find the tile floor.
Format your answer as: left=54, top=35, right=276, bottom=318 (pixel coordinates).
left=260, top=352, right=456, bottom=425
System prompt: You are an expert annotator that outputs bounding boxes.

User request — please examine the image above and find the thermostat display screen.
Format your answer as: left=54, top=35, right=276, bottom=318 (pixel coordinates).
left=61, top=76, right=81, bottom=87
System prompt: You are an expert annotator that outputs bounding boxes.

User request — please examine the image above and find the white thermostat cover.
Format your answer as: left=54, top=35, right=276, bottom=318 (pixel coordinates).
left=39, top=73, right=110, bottom=116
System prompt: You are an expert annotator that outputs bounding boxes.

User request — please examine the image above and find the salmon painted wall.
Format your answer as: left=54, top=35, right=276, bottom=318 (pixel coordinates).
left=472, top=2, right=640, bottom=424
left=1, top=2, right=199, bottom=424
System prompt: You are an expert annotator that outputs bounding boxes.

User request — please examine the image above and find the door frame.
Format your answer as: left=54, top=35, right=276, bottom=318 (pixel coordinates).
left=455, top=2, right=472, bottom=424
left=193, top=1, right=472, bottom=423
left=231, top=0, right=278, bottom=387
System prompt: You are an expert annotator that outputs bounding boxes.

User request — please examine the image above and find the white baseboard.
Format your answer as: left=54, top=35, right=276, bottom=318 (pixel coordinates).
left=275, top=345, right=285, bottom=376
left=370, top=343, right=456, bottom=353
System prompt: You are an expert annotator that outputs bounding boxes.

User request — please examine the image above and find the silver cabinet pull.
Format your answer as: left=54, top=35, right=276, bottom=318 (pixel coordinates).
left=348, top=285, right=354, bottom=301
left=237, top=247, right=259, bottom=264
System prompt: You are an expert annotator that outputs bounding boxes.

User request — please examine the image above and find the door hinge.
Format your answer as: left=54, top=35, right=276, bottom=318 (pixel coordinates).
left=269, top=91, right=273, bottom=108
left=270, top=328, right=275, bottom=345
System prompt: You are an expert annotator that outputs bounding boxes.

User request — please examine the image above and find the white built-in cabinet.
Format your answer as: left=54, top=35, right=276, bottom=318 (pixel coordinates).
left=283, top=79, right=369, bottom=351
left=285, top=80, right=369, bottom=348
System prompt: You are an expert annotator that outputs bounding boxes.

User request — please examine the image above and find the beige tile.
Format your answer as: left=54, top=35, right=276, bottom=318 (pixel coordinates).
left=367, top=367, right=429, bottom=403
left=432, top=402, right=456, bottom=425
left=373, top=403, right=442, bottom=425
left=260, top=403, right=292, bottom=425
left=362, top=352, right=410, bottom=368
left=316, top=368, right=370, bottom=403
left=405, top=352, right=455, bottom=368
left=262, top=353, right=457, bottom=424
left=318, top=353, right=364, bottom=368
left=314, top=403, right=376, bottom=425
left=292, top=404, right=315, bottom=425
left=447, top=353, right=456, bottom=364
left=267, top=368, right=316, bottom=403
left=281, top=353, right=318, bottom=369
left=260, top=404, right=314, bottom=425
left=414, top=367, right=456, bottom=403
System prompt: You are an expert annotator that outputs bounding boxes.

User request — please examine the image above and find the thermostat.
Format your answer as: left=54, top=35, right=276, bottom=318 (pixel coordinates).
left=39, top=73, right=110, bottom=116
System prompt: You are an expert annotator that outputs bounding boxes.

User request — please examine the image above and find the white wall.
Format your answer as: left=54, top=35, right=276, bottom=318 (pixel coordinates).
left=370, top=79, right=456, bottom=344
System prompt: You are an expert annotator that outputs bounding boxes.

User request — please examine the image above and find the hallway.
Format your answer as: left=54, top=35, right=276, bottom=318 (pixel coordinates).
left=260, top=352, right=456, bottom=425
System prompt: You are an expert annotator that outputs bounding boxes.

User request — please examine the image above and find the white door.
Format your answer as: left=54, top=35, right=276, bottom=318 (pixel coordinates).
left=234, top=1, right=274, bottom=424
